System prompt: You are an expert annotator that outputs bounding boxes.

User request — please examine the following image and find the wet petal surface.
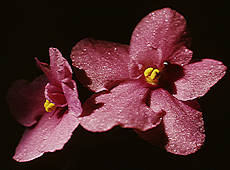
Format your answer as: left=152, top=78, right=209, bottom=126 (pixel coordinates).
left=140, top=88, right=205, bottom=155
left=36, top=48, right=72, bottom=85
left=71, top=38, right=130, bottom=92
left=173, top=59, right=227, bottom=101
left=13, top=110, right=79, bottom=162
left=61, top=78, right=82, bottom=117
left=130, top=8, right=191, bottom=67
left=80, top=81, right=163, bottom=132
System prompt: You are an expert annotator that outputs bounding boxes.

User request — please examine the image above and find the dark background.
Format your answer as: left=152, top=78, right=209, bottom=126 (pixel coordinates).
left=1, top=0, right=229, bottom=169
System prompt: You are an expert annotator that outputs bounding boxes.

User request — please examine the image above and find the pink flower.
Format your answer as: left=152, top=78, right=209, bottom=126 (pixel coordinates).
left=7, top=48, right=82, bottom=162
left=71, top=8, right=227, bottom=155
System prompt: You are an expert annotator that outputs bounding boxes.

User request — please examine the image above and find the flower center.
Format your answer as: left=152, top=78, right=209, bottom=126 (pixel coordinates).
left=144, top=67, right=160, bottom=85
left=44, top=99, right=56, bottom=112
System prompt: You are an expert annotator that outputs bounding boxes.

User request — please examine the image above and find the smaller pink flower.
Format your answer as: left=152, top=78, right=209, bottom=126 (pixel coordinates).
left=71, top=8, right=227, bottom=155
left=7, top=48, right=82, bottom=162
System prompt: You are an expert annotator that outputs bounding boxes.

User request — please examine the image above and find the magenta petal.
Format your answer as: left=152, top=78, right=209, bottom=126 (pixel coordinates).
left=80, top=81, right=163, bottom=132
left=7, top=75, right=48, bottom=127
left=13, top=111, right=80, bottom=162
left=173, top=59, right=227, bottom=101
left=71, top=38, right=130, bottom=92
left=142, top=88, right=205, bottom=155
left=61, top=78, right=82, bottom=117
left=130, top=8, right=190, bottom=67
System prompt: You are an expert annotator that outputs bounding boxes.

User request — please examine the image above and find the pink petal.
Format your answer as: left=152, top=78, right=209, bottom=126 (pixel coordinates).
left=173, top=59, right=227, bottom=101
left=36, top=48, right=72, bottom=85
left=35, top=58, right=54, bottom=83
left=49, top=48, right=73, bottom=82
left=44, top=83, right=67, bottom=107
left=7, top=75, right=48, bottom=127
left=71, top=38, right=130, bottom=92
left=61, top=78, right=82, bottom=117
left=138, top=88, right=205, bottom=155
left=80, top=81, right=163, bottom=132
left=13, top=110, right=80, bottom=162
left=130, top=8, right=191, bottom=67
left=169, top=46, right=193, bottom=66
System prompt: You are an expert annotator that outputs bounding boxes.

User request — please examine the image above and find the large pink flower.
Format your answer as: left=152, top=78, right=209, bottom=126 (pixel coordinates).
left=7, top=48, right=82, bottom=162
left=71, top=8, right=227, bottom=155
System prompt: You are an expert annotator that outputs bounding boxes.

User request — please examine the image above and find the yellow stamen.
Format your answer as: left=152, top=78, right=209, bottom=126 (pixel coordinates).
left=144, top=67, right=160, bottom=85
left=144, top=67, right=154, bottom=77
left=44, top=99, right=56, bottom=112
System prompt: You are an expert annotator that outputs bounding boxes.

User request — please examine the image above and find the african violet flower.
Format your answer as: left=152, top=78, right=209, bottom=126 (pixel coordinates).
left=71, top=8, right=227, bottom=155
left=7, top=48, right=82, bottom=162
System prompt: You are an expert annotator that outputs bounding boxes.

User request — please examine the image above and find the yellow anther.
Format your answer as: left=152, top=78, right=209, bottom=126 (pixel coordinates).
left=150, top=69, right=160, bottom=79
left=44, top=99, right=56, bottom=112
left=144, top=67, right=154, bottom=77
left=144, top=67, right=160, bottom=85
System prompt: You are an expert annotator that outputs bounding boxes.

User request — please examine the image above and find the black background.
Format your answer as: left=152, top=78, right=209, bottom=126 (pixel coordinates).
left=1, top=0, right=229, bottom=169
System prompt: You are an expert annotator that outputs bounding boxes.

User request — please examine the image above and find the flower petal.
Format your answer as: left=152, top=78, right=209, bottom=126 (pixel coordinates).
left=13, top=110, right=79, bottom=162
left=80, top=81, right=163, bottom=132
left=35, top=58, right=53, bottom=81
left=7, top=75, right=48, bottom=127
left=138, top=88, right=205, bottom=155
left=173, top=59, right=227, bottom=101
left=36, top=48, right=72, bottom=85
left=130, top=8, right=191, bottom=67
left=49, top=48, right=73, bottom=81
left=71, top=38, right=130, bottom=92
left=44, top=83, right=67, bottom=107
left=169, top=46, right=193, bottom=66
left=61, top=78, right=82, bottom=117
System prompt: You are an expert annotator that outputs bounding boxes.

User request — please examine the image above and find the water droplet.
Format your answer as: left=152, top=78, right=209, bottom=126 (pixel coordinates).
left=81, top=48, right=87, bottom=55
left=163, top=61, right=169, bottom=66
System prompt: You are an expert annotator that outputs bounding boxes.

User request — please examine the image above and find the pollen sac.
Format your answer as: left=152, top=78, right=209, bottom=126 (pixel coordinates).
left=44, top=99, right=56, bottom=112
left=144, top=67, right=160, bottom=85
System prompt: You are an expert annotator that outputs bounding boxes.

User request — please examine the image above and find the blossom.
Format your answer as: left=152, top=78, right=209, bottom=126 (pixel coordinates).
left=71, top=8, right=227, bottom=155
left=7, top=48, right=82, bottom=162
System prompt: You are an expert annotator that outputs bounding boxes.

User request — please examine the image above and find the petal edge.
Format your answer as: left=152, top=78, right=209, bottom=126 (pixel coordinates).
left=71, top=38, right=130, bottom=92
left=173, top=59, right=227, bottom=101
